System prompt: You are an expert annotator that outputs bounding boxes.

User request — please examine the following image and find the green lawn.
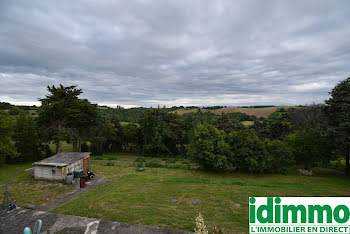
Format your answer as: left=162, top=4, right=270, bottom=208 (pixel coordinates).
left=0, top=163, right=73, bottom=208
left=51, top=154, right=350, bottom=233
left=49, top=141, right=73, bottom=152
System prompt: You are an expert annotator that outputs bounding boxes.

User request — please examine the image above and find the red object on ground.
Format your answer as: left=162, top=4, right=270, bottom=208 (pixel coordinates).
left=80, top=178, right=86, bottom=188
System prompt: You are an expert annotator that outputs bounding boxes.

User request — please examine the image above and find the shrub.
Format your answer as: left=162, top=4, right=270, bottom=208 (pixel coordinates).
left=194, top=213, right=208, bottom=234
left=134, top=157, right=146, bottom=162
left=145, top=159, right=164, bottom=168
left=264, top=139, right=294, bottom=173
left=135, top=162, right=144, bottom=167
left=165, top=157, right=177, bottom=163
left=166, top=164, right=190, bottom=170
left=8, top=107, right=20, bottom=116
left=181, top=159, right=191, bottom=164
left=108, top=156, right=117, bottom=160
left=189, top=124, right=229, bottom=172
left=285, top=128, right=332, bottom=169
left=228, top=129, right=270, bottom=173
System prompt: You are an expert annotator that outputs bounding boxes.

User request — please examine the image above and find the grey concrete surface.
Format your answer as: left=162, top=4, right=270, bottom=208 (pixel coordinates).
left=0, top=208, right=193, bottom=234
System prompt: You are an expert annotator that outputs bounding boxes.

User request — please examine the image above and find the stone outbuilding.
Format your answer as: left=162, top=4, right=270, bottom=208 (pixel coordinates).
left=33, top=152, right=91, bottom=181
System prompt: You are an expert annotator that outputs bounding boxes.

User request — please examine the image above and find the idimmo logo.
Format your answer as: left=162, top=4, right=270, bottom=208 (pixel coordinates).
left=249, top=197, right=350, bottom=233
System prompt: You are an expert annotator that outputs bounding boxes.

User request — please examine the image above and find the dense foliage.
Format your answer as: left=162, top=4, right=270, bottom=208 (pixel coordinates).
left=37, top=85, right=98, bottom=153
left=189, top=124, right=230, bottom=171
left=2, top=78, right=350, bottom=175
left=324, top=77, right=350, bottom=175
left=0, top=110, right=16, bottom=164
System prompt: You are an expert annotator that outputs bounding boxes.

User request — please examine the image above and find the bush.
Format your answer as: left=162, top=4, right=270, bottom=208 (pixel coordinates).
left=135, top=157, right=146, bottom=162
left=135, top=162, right=144, bottom=167
left=285, top=128, right=332, bottom=169
left=8, top=107, right=20, bottom=116
left=105, top=162, right=115, bottom=166
left=108, top=156, right=117, bottom=160
left=145, top=159, right=164, bottom=168
left=189, top=124, right=229, bottom=172
left=181, top=159, right=191, bottom=164
left=166, top=164, right=190, bottom=170
left=264, top=139, right=294, bottom=173
left=228, top=129, right=270, bottom=173
left=165, top=157, right=177, bottom=163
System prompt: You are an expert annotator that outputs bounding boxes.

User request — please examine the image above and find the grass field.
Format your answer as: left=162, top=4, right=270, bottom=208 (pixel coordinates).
left=49, top=141, right=73, bottom=152
left=0, top=163, right=73, bottom=208
left=51, top=154, right=350, bottom=233
left=172, top=107, right=279, bottom=118
left=241, top=121, right=254, bottom=126
left=120, top=121, right=140, bottom=127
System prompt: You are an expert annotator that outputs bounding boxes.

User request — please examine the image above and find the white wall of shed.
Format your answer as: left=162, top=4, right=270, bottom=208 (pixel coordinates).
left=66, top=159, right=83, bottom=174
left=33, top=165, right=66, bottom=181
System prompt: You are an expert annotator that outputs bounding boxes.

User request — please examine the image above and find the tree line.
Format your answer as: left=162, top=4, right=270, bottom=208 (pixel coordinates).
left=0, top=77, right=349, bottom=175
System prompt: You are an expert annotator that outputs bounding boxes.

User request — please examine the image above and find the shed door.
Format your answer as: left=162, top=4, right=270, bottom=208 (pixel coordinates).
left=83, top=158, right=90, bottom=175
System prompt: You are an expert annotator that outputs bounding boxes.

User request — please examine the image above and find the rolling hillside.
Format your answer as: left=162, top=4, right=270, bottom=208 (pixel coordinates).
left=171, top=106, right=279, bottom=118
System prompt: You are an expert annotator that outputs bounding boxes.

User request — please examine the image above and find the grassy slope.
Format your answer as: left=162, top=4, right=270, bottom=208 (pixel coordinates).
left=0, top=163, right=73, bottom=208
left=51, top=155, right=350, bottom=233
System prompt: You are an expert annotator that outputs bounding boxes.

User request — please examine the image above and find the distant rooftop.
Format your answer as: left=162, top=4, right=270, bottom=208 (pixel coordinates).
left=33, top=152, right=90, bottom=166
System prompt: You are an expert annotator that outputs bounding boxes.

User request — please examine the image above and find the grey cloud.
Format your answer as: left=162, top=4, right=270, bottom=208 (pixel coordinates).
left=0, top=0, right=349, bottom=107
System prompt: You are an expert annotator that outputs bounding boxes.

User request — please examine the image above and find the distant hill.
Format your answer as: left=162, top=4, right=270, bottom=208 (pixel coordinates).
left=171, top=107, right=279, bottom=118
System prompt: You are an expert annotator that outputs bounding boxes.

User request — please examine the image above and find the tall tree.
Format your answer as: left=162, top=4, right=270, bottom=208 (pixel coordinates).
left=142, top=109, right=169, bottom=156
left=0, top=110, right=16, bottom=164
left=38, top=84, right=98, bottom=153
left=103, top=116, right=123, bottom=152
left=122, top=123, right=141, bottom=152
left=288, top=104, right=324, bottom=131
left=13, top=111, right=45, bottom=162
left=324, top=77, right=350, bottom=175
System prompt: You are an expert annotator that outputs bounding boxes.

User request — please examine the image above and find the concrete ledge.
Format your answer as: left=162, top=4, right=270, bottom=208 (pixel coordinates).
left=0, top=208, right=193, bottom=234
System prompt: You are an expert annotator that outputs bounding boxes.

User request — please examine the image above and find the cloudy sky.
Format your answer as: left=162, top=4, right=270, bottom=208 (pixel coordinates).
left=0, top=0, right=349, bottom=108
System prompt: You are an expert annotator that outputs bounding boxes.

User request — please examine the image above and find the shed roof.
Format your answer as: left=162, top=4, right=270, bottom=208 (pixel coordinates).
left=33, top=152, right=90, bottom=167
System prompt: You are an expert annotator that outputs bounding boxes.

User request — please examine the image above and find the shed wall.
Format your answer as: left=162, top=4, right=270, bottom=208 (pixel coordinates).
left=34, top=165, right=66, bottom=180
left=66, top=159, right=84, bottom=174
left=33, top=156, right=89, bottom=181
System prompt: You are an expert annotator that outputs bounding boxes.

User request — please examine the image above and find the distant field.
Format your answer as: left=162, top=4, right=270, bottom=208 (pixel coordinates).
left=120, top=121, right=140, bottom=127
left=172, top=107, right=278, bottom=118
left=241, top=121, right=254, bottom=126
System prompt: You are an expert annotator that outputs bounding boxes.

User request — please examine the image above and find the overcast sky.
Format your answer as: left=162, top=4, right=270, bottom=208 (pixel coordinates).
left=0, top=0, right=349, bottom=108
